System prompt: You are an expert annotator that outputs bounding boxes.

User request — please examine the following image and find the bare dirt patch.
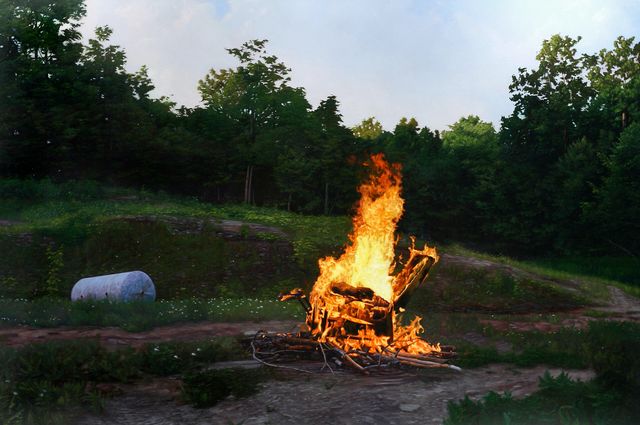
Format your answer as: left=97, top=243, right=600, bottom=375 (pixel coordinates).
left=73, top=364, right=594, bottom=425
left=0, top=321, right=300, bottom=349
left=113, top=215, right=288, bottom=239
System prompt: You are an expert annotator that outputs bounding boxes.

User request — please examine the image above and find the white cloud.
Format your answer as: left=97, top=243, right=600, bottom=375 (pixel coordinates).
left=80, top=0, right=640, bottom=131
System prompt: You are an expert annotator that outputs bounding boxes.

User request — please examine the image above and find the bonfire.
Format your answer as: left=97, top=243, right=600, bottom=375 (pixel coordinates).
left=256, top=154, right=458, bottom=373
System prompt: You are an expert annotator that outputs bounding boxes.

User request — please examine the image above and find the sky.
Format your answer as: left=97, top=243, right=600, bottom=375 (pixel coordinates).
left=80, top=0, right=640, bottom=131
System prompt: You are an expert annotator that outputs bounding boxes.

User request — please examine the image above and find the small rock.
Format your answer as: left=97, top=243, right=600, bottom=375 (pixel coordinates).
left=245, top=416, right=269, bottom=425
left=399, top=403, right=421, bottom=412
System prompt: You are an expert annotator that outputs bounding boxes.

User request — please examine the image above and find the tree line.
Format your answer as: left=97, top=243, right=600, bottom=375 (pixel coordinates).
left=1, top=0, right=639, bottom=256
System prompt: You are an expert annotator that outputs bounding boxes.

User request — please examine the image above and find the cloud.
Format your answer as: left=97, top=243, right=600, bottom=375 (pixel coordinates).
left=80, top=0, right=640, bottom=131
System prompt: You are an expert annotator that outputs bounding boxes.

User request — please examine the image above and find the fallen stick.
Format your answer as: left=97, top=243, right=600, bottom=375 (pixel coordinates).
left=398, top=357, right=462, bottom=371
left=397, top=351, right=448, bottom=364
left=327, top=343, right=369, bottom=375
left=318, top=342, right=334, bottom=374
left=384, top=347, right=461, bottom=371
left=280, top=337, right=319, bottom=346
left=250, top=333, right=313, bottom=374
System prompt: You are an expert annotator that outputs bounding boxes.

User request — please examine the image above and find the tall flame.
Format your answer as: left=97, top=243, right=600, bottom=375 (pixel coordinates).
left=312, top=154, right=402, bottom=303
left=307, top=153, right=440, bottom=355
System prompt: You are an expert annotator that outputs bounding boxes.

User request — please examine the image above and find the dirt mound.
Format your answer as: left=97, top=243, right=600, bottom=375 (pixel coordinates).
left=409, top=253, right=588, bottom=314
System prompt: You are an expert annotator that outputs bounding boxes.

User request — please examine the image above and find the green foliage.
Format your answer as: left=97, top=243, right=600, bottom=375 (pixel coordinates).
left=0, top=184, right=352, bottom=299
left=531, top=256, right=640, bottom=287
left=447, top=323, right=640, bottom=424
left=454, top=328, right=589, bottom=369
left=352, top=117, right=383, bottom=140
left=1, top=0, right=638, bottom=263
left=445, top=372, right=638, bottom=425
left=44, top=245, right=64, bottom=296
left=0, top=338, right=249, bottom=424
left=587, top=321, right=640, bottom=390
left=181, top=368, right=270, bottom=408
left=0, top=297, right=302, bottom=330
left=409, top=262, right=585, bottom=314
left=596, top=123, right=640, bottom=256
left=0, top=340, right=135, bottom=424
left=139, top=338, right=246, bottom=376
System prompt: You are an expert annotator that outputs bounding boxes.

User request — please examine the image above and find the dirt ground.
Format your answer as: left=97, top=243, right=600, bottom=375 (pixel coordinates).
left=0, top=320, right=301, bottom=349
left=3, top=251, right=638, bottom=424
left=72, top=364, right=594, bottom=425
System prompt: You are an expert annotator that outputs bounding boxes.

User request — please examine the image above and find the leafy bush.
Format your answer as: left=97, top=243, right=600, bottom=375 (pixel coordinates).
left=0, top=337, right=249, bottom=424
left=140, top=338, right=246, bottom=376
left=587, top=321, right=640, bottom=389
left=0, top=341, right=138, bottom=424
left=454, top=328, right=589, bottom=369
left=0, top=178, right=105, bottom=202
left=445, top=372, right=637, bottom=425
left=181, top=368, right=270, bottom=408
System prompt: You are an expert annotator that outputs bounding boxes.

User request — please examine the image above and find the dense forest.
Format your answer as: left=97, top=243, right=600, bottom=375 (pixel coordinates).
left=1, top=0, right=639, bottom=256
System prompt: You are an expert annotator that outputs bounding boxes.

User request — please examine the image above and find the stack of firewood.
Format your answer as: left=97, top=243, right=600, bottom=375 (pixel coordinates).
left=250, top=331, right=460, bottom=374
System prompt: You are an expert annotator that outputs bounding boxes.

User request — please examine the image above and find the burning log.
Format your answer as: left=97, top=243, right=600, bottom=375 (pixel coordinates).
left=268, top=155, right=460, bottom=374
left=250, top=330, right=459, bottom=373
left=392, top=246, right=438, bottom=308
left=277, top=288, right=311, bottom=312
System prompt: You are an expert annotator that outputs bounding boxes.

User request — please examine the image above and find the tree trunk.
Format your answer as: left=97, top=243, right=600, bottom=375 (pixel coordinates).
left=287, top=192, right=292, bottom=212
left=249, top=165, right=254, bottom=204
left=244, top=165, right=251, bottom=203
left=244, top=110, right=257, bottom=204
left=244, top=164, right=255, bottom=204
left=324, top=182, right=329, bottom=215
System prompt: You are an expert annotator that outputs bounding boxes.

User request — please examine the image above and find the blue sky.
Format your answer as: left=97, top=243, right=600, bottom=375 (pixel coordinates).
left=80, top=0, right=640, bottom=131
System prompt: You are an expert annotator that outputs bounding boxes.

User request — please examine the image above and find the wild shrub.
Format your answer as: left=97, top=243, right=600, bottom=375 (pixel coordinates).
left=587, top=321, right=640, bottom=390
left=181, top=368, right=270, bottom=408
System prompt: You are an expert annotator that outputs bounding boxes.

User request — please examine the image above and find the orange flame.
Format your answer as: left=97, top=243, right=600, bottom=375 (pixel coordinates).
left=307, top=153, right=440, bottom=355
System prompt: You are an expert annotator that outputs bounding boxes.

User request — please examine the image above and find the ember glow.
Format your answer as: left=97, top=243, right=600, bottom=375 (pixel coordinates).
left=306, top=153, right=440, bottom=356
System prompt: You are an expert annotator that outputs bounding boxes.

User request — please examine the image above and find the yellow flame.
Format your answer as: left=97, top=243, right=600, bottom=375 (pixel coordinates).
left=312, top=154, right=402, bottom=303
left=307, top=153, right=440, bottom=355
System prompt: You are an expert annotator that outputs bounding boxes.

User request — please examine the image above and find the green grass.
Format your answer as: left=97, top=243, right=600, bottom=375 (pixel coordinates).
left=0, top=297, right=302, bottom=331
left=182, top=368, right=273, bottom=408
left=0, top=179, right=350, bottom=266
left=2, top=178, right=638, bottom=331
left=445, top=372, right=639, bottom=425
left=0, top=337, right=249, bottom=424
left=532, top=256, right=640, bottom=286
left=444, top=244, right=640, bottom=299
left=0, top=179, right=350, bottom=301
left=452, top=328, right=589, bottom=369
left=445, top=321, right=640, bottom=424
left=408, top=261, right=588, bottom=314
left=444, top=321, right=640, bottom=425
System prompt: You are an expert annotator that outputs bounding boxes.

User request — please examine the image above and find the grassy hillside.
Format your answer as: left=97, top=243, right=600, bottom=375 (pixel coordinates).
left=0, top=179, right=350, bottom=300
left=1, top=179, right=638, bottom=331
